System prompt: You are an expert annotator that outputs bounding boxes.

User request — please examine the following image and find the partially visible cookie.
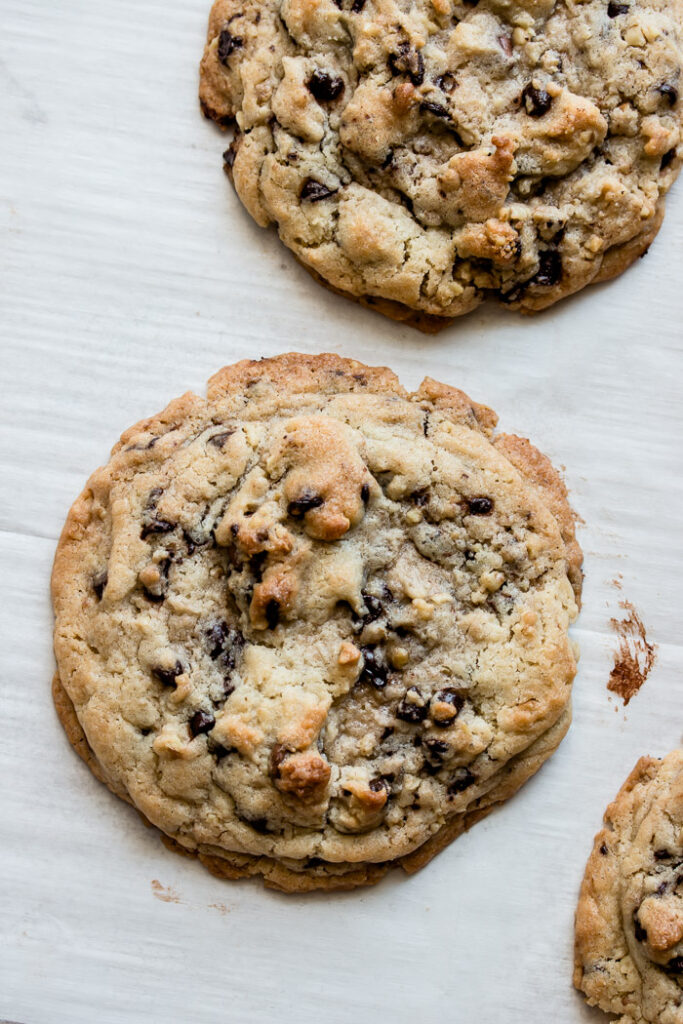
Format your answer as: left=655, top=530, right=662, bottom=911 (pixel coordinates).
left=199, top=0, right=683, bottom=329
left=574, top=751, right=683, bottom=1023
left=52, top=353, right=581, bottom=890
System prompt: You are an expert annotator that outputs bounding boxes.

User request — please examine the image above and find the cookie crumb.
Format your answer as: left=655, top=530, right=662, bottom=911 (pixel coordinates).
left=607, top=600, right=657, bottom=705
left=151, top=879, right=182, bottom=904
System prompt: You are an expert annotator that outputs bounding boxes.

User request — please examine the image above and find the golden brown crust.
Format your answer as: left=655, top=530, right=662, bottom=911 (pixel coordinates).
left=52, top=352, right=581, bottom=892
left=493, top=433, right=583, bottom=604
left=54, top=673, right=571, bottom=892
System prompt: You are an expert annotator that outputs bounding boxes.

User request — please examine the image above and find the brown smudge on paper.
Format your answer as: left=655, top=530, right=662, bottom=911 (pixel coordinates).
left=608, top=601, right=657, bottom=705
left=151, top=879, right=182, bottom=904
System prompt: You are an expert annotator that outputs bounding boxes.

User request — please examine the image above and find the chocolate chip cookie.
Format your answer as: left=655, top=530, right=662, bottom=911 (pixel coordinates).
left=575, top=751, right=683, bottom=1023
left=52, top=353, right=581, bottom=891
left=199, top=0, right=683, bottom=329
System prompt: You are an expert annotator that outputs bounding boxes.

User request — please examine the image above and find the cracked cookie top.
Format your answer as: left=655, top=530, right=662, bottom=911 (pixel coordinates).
left=575, top=750, right=683, bottom=1024
left=199, top=0, right=683, bottom=327
left=52, top=353, right=580, bottom=869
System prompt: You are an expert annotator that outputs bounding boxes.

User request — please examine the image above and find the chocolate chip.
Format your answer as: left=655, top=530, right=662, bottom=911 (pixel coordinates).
left=380, top=726, right=395, bottom=741
left=153, top=661, right=184, bottom=687
left=300, top=179, right=338, bottom=202
left=206, top=620, right=230, bottom=660
left=654, top=849, right=673, bottom=860
left=249, top=551, right=267, bottom=582
left=305, top=856, right=324, bottom=867
left=306, top=69, right=345, bottom=102
left=222, top=143, right=238, bottom=170
left=420, top=100, right=451, bottom=119
left=410, top=488, right=429, bottom=507
left=447, top=767, right=476, bottom=795
left=361, top=482, right=370, bottom=504
left=246, top=817, right=270, bottom=834
left=189, top=710, right=215, bottom=737
left=657, top=83, right=678, bottom=106
left=140, top=518, right=176, bottom=540
left=92, top=571, right=108, bottom=600
left=431, top=688, right=465, bottom=725
left=209, top=429, right=235, bottom=448
left=534, top=249, right=563, bottom=287
left=467, top=496, right=493, bottom=515
left=210, top=742, right=232, bottom=760
left=350, top=0, right=366, bottom=10
left=396, top=687, right=428, bottom=723
left=287, top=491, right=324, bottom=516
left=359, top=646, right=389, bottom=688
left=520, top=83, right=552, bottom=117
left=146, top=487, right=163, bottom=509
left=633, top=910, right=648, bottom=942
left=265, top=599, right=280, bottom=629
left=424, top=738, right=450, bottom=762
left=388, top=42, right=425, bottom=86
left=599, top=843, right=609, bottom=855
left=362, top=592, right=384, bottom=620
left=607, top=0, right=629, bottom=14
left=436, top=72, right=457, bottom=93
left=369, top=777, right=390, bottom=794
left=665, top=956, right=683, bottom=974
left=217, top=28, right=243, bottom=65
left=661, top=147, right=676, bottom=171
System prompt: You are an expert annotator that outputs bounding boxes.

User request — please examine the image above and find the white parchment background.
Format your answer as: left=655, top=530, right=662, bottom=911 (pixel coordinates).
left=1, top=2, right=682, bottom=1021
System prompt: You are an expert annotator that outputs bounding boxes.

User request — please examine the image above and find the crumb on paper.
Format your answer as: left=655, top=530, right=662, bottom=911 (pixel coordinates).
left=151, top=879, right=182, bottom=904
left=209, top=902, right=230, bottom=914
left=607, top=601, right=657, bottom=706
left=612, top=574, right=623, bottom=589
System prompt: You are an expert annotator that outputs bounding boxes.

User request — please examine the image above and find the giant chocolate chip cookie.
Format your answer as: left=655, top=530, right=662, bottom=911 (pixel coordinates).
left=52, top=353, right=581, bottom=891
left=199, top=0, right=683, bottom=329
left=575, top=751, right=683, bottom=1023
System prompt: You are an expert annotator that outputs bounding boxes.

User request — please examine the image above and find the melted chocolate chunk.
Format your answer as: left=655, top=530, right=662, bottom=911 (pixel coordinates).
left=287, top=491, right=325, bottom=516
left=654, top=849, right=673, bottom=860
left=300, top=179, right=338, bottom=202
left=661, top=148, right=676, bottom=171
left=359, top=646, right=389, bottom=688
left=362, top=592, right=384, bottom=621
left=217, top=28, right=243, bottom=66
left=520, top=83, right=552, bottom=117
left=420, top=100, right=451, bottom=119
left=210, top=742, right=232, bottom=760
left=467, top=496, right=493, bottom=515
left=361, top=482, right=370, bottom=504
left=388, top=42, right=425, bottom=86
left=246, top=817, right=270, bottom=834
left=351, top=0, right=366, bottom=10
left=189, top=710, right=215, bottom=737
left=369, top=777, right=390, bottom=794
left=140, top=518, right=176, bottom=540
left=436, top=72, right=457, bottom=93
left=209, top=429, right=235, bottom=448
left=146, top=487, right=163, bottom=508
left=633, top=911, right=648, bottom=942
left=396, top=687, right=429, bottom=723
left=599, top=843, right=609, bottom=856
left=223, top=143, right=238, bottom=170
left=265, top=599, right=280, bottom=630
left=607, top=0, right=629, bottom=14
left=249, top=551, right=267, bottom=582
left=92, top=571, right=108, bottom=601
left=424, top=738, right=450, bottom=768
left=307, top=70, right=345, bottom=102
left=447, top=767, right=476, bottom=795
left=380, top=725, right=395, bottom=741
left=657, top=83, right=678, bottom=107
left=665, top=956, right=683, bottom=975
left=152, top=661, right=184, bottom=687
left=534, top=249, right=563, bottom=287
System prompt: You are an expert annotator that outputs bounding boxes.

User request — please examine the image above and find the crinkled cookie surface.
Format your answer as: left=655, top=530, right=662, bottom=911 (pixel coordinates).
left=53, top=354, right=581, bottom=891
left=575, top=750, right=683, bottom=1023
left=199, top=0, right=683, bottom=328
